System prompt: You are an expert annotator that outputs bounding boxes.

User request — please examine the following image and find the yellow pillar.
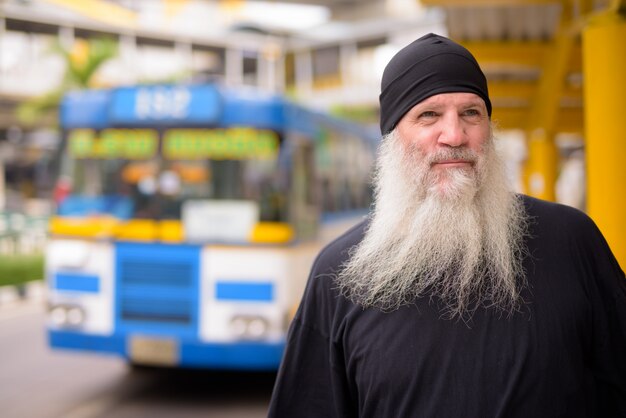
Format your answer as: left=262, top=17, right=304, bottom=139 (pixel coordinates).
left=583, top=13, right=626, bottom=269
left=524, top=27, right=576, bottom=201
left=525, top=128, right=558, bottom=200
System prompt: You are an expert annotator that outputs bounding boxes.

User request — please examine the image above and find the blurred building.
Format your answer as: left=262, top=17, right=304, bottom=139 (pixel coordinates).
left=0, top=0, right=618, bottom=214
left=0, top=0, right=444, bottom=210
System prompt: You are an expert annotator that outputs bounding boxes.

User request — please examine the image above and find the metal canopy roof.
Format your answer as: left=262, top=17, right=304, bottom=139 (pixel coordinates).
left=418, top=0, right=613, bottom=133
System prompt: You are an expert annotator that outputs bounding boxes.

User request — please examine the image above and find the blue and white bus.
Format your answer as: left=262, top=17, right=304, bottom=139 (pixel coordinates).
left=45, top=83, right=377, bottom=370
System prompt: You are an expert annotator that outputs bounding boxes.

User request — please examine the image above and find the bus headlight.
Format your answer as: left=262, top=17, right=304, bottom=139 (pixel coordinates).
left=49, top=304, right=86, bottom=328
left=50, top=306, right=67, bottom=326
left=231, top=316, right=248, bottom=337
left=247, top=317, right=268, bottom=339
left=66, top=307, right=85, bottom=326
left=230, top=315, right=269, bottom=340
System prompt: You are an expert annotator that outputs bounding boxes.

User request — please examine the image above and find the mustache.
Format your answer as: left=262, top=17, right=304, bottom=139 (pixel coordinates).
left=426, top=148, right=480, bottom=165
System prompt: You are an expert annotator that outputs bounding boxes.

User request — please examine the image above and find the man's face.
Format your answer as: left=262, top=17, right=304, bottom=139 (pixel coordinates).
left=337, top=92, right=526, bottom=316
left=395, top=92, right=491, bottom=196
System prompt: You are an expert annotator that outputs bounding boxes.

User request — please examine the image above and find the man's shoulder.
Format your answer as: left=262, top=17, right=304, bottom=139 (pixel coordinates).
left=520, top=194, right=593, bottom=227
left=519, top=194, right=612, bottom=254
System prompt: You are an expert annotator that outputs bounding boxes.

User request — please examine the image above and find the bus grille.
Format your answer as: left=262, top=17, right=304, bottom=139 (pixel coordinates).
left=115, top=243, right=200, bottom=333
left=120, top=261, right=193, bottom=324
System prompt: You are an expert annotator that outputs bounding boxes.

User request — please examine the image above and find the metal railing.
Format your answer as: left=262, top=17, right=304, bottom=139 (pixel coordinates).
left=0, top=212, right=48, bottom=255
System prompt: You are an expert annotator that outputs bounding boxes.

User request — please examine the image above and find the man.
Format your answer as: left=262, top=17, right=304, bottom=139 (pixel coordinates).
left=268, top=33, right=626, bottom=417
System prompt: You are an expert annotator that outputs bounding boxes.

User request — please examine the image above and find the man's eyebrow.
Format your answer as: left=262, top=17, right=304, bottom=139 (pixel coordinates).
left=412, top=102, right=484, bottom=113
left=463, top=99, right=488, bottom=108
left=414, top=102, right=444, bottom=111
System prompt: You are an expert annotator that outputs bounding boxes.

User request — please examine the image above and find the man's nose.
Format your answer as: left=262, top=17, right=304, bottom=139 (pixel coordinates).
left=437, top=115, right=467, bottom=147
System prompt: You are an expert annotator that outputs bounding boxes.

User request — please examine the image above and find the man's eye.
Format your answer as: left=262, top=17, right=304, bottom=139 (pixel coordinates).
left=419, top=111, right=437, bottom=118
left=463, top=109, right=481, bottom=117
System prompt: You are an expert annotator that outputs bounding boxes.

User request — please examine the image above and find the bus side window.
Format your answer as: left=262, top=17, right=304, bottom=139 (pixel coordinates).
left=290, top=139, right=318, bottom=240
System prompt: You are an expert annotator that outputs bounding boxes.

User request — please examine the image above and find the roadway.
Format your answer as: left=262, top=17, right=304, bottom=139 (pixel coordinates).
left=0, top=299, right=275, bottom=418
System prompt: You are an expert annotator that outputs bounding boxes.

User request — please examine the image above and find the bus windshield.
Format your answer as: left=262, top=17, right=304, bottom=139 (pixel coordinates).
left=56, top=127, right=288, bottom=224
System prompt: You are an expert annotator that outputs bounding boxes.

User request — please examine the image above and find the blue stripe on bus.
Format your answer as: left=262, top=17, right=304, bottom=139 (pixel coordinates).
left=48, top=330, right=284, bottom=370
left=215, top=281, right=274, bottom=302
left=49, top=330, right=125, bottom=355
left=181, top=340, right=284, bottom=370
left=54, top=273, right=100, bottom=293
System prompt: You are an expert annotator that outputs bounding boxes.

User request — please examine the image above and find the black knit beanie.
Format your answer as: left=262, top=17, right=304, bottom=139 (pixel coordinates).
left=379, top=33, right=491, bottom=135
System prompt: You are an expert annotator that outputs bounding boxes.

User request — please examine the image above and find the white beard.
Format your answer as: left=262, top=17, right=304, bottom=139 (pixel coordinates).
left=336, top=129, right=529, bottom=318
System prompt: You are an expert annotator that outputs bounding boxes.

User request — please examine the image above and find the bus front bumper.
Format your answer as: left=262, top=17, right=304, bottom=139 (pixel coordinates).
left=48, top=330, right=285, bottom=371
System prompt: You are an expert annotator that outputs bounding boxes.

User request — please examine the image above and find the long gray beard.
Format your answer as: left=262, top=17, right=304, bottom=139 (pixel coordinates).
left=336, top=130, right=529, bottom=318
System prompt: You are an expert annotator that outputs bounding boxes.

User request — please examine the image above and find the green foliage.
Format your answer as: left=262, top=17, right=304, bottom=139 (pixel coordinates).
left=56, top=37, right=118, bottom=88
left=16, top=91, right=63, bottom=126
left=17, top=36, right=119, bottom=127
left=0, top=254, right=44, bottom=287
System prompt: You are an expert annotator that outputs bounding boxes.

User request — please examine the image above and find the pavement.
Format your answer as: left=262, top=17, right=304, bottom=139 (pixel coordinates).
left=0, top=280, right=46, bottom=308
